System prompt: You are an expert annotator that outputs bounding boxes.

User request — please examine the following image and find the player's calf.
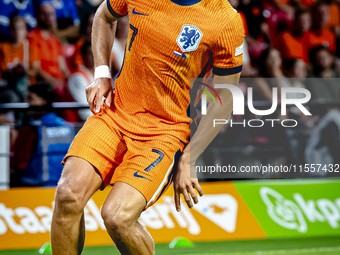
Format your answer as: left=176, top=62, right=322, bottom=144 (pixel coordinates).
left=102, top=205, right=154, bottom=255
left=101, top=182, right=154, bottom=255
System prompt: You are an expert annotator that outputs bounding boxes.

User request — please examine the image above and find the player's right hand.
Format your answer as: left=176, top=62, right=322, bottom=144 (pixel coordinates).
left=173, top=146, right=203, bottom=212
left=86, top=78, right=114, bottom=114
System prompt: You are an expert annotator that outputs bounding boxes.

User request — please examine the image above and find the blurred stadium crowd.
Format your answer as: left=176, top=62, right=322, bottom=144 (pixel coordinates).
left=0, top=0, right=340, bottom=187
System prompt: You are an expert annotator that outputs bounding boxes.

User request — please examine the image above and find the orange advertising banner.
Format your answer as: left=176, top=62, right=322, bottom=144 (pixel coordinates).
left=0, top=182, right=266, bottom=250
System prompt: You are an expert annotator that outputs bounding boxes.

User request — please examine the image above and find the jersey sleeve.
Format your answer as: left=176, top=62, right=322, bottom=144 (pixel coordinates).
left=107, top=0, right=128, bottom=19
left=211, top=14, right=245, bottom=76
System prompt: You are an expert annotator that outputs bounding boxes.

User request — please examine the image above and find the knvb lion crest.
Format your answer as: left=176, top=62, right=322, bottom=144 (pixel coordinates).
left=176, top=25, right=203, bottom=52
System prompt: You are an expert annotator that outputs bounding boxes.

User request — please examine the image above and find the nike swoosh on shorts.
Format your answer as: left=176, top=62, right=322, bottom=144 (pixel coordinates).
left=134, top=171, right=152, bottom=181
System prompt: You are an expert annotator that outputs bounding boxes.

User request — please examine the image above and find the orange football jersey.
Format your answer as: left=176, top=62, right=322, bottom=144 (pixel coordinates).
left=107, top=0, right=244, bottom=145
left=0, top=40, right=37, bottom=72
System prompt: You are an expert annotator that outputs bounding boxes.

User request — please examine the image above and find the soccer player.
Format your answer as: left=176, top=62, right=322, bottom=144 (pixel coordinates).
left=51, top=0, right=244, bottom=254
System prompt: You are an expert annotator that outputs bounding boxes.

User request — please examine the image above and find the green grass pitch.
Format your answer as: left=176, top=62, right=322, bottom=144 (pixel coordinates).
left=1, top=236, right=340, bottom=255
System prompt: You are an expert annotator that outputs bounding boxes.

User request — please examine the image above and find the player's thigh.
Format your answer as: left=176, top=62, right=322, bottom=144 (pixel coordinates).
left=56, top=156, right=103, bottom=210
left=101, top=181, right=146, bottom=226
left=63, top=109, right=126, bottom=189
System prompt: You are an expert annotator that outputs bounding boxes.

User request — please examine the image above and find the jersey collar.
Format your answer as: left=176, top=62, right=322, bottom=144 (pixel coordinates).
left=170, top=0, right=203, bottom=6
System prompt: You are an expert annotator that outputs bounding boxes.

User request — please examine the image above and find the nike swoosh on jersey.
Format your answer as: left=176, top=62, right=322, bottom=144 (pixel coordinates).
left=134, top=171, right=152, bottom=181
left=132, top=8, right=149, bottom=16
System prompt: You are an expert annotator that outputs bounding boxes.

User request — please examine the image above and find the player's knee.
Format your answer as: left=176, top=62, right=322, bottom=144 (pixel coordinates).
left=55, top=181, right=84, bottom=214
left=101, top=207, right=135, bottom=232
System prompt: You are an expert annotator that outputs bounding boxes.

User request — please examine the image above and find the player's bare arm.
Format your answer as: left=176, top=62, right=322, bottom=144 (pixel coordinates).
left=86, top=0, right=117, bottom=113
left=174, top=73, right=241, bottom=212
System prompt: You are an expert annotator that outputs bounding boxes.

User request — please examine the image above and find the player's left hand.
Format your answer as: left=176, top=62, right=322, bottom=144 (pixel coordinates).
left=173, top=148, right=203, bottom=212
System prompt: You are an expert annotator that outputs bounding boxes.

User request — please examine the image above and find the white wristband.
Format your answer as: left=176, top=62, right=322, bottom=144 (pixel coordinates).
left=94, top=65, right=111, bottom=80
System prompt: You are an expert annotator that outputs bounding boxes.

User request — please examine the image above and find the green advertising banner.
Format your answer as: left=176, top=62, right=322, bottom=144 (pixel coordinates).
left=234, top=179, right=340, bottom=238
